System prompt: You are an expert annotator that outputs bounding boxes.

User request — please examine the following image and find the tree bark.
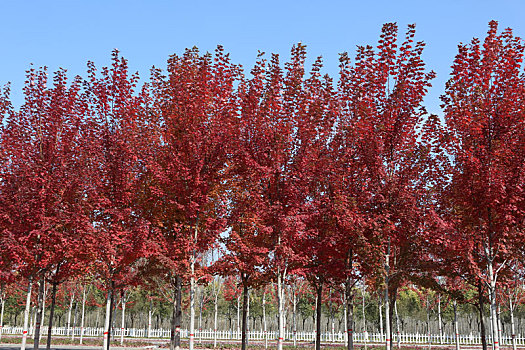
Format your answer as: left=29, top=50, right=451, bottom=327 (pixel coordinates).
left=395, top=298, right=401, bottom=349
left=379, top=294, right=384, bottom=343
left=478, top=281, right=488, bottom=350
left=103, top=286, right=113, bottom=350
left=147, top=298, right=152, bottom=338
left=71, top=296, right=78, bottom=341
left=425, top=297, right=430, bottom=350
left=292, top=287, right=297, bottom=348
left=45, top=281, right=58, bottom=350
left=189, top=222, right=198, bottom=350
left=170, top=275, right=182, bottom=350
left=21, top=277, right=33, bottom=350
left=33, top=278, right=45, bottom=350
left=509, top=294, right=517, bottom=350
left=486, top=256, right=500, bottom=350
left=315, top=282, right=323, bottom=350
left=0, top=287, right=5, bottom=342
left=198, top=286, right=204, bottom=344
left=241, top=282, right=249, bottom=350
left=263, top=288, right=268, bottom=349
left=277, top=271, right=286, bottom=350
left=237, top=296, right=241, bottom=337
left=453, top=300, right=460, bottom=350
left=119, top=290, right=126, bottom=345
left=214, top=286, right=219, bottom=348
left=80, top=286, right=87, bottom=344
left=362, top=286, right=368, bottom=348
left=66, top=291, right=74, bottom=337
left=384, top=239, right=391, bottom=350
left=438, top=295, right=443, bottom=345
left=345, top=277, right=354, bottom=350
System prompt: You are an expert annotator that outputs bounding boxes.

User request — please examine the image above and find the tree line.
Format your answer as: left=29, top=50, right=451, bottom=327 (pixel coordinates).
left=1, top=21, right=525, bottom=350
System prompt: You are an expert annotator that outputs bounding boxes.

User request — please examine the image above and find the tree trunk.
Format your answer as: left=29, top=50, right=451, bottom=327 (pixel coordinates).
left=384, top=239, right=391, bottom=350
left=71, top=296, right=78, bottom=341
left=32, top=278, right=45, bottom=350
left=277, top=271, right=286, bottom=350
left=170, top=275, right=182, bottom=350
left=45, top=281, right=58, bottom=350
left=199, top=287, right=204, bottom=344
left=246, top=290, right=250, bottom=342
left=21, top=277, right=33, bottom=350
left=237, top=296, right=241, bottom=337
left=103, top=287, right=113, bottom=350
left=0, top=288, right=5, bottom=343
left=214, top=290, right=219, bottom=348
left=395, top=298, right=401, bottom=349
left=485, top=243, right=500, bottom=350
left=346, top=277, right=354, bottom=350
left=379, top=295, right=384, bottom=343
left=497, top=304, right=502, bottom=348
left=315, top=282, right=323, bottom=350
left=120, top=290, right=126, bottom=345
left=189, top=222, right=198, bottom=350
left=148, top=298, right=152, bottom=338
left=292, top=287, right=297, bottom=348
left=80, top=286, right=87, bottom=344
left=509, top=294, right=517, bottom=350
left=362, top=287, right=367, bottom=348
left=241, top=282, right=249, bottom=350
left=453, top=300, right=460, bottom=350
left=478, top=281, right=488, bottom=350
left=438, top=295, right=443, bottom=345
left=263, top=288, right=268, bottom=349
left=425, top=297, right=431, bottom=350
left=66, top=291, right=74, bottom=337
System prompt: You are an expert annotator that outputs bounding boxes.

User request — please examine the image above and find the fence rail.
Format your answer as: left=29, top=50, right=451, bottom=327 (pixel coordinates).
left=1, top=326, right=524, bottom=345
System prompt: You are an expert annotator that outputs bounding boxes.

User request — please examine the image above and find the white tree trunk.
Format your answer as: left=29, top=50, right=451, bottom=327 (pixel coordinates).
left=71, top=298, right=78, bottom=341
left=277, top=271, right=285, bottom=350
left=263, top=289, right=268, bottom=349
left=120, top=291, right=126, bottom=345
left=80, top=287, right=87, bottom=344
left=213, top=292, right=218, bottom=348
left=103, top=289, right=112, bottom=350
left=426, top=297, right=431, bottom=350
left=189, top=267, right=195, bottom=350
left=454, top=300, right=460, bottom=350
left=199, top=287, right=204, bottom=344
left=292, top=288, right=297, bottom=347
left=384, top=240, right=391, bottom=350
left=40, top=282, right=46, bottom=341
left=362, top=287, right=368, bottom=349
left=21, top=277, right=33, bottom=350
left=379, top=296, right=384, bottom=343
left=0, top=289, right=5, bottom=342
left=343, top=297, right=348, bottom=347
left=147, top=299, right=152, bottom=338
left=237, top=296, right=240, bottom=337
left=509, top=294, right=517, bottom=350
left=189, top=223, right=198, bottom=350
left=67, top=291, right=75, bottom=337
left=497, top=304, right=502, bottom=347
left=395, top=299, right=401, bottom=349
left=438, top=295, right=443, bottom=344
left=487, top=257, right=500, bottom=350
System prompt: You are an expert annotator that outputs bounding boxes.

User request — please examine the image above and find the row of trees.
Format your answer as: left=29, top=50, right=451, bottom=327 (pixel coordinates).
left=5, top=277, right=525, bottom=344
left=1, top=21, right=525, bottom=350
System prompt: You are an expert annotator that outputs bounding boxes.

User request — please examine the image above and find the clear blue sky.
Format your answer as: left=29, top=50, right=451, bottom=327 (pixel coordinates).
left=1, top=0, right=524, bottom=114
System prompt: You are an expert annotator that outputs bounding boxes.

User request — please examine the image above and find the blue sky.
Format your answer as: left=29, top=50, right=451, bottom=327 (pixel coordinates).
left=1, top=0, right=524, bottom=114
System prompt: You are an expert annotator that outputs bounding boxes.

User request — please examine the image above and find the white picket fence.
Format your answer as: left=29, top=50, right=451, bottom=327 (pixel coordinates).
left=2, top=325, right=525, bottom=345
